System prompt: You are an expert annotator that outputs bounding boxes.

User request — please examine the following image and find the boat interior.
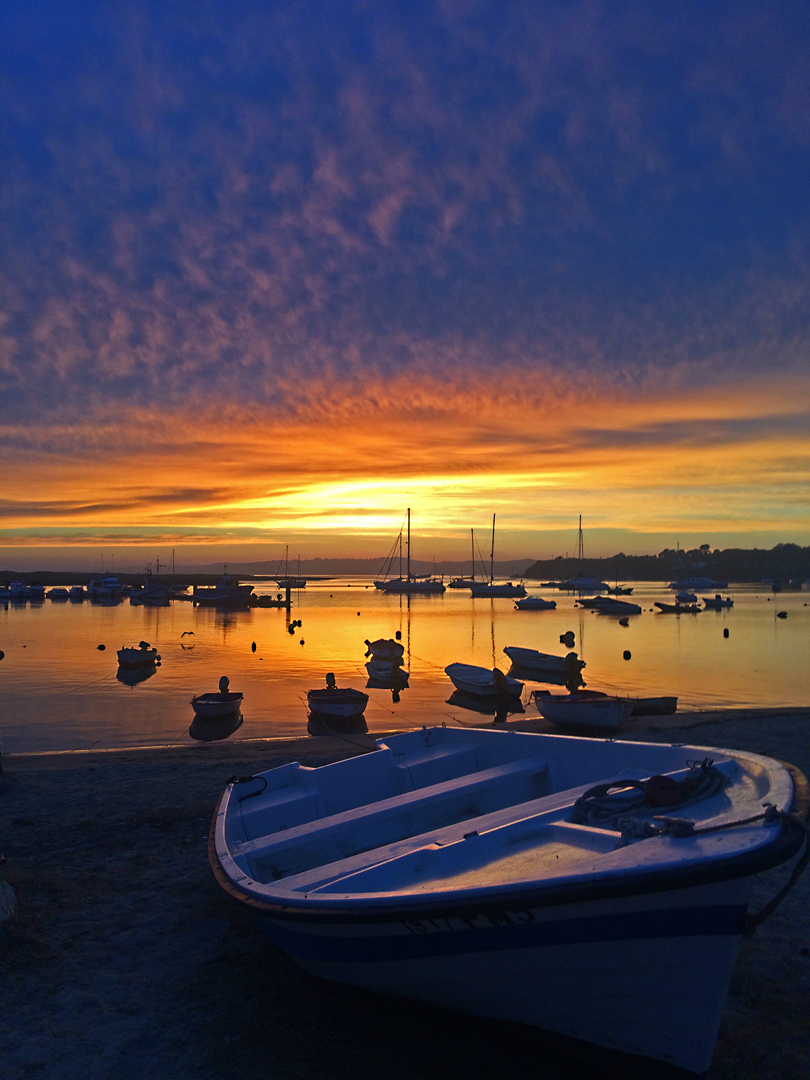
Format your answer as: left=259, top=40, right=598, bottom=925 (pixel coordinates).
left=221, top=727, right=792, bottom=900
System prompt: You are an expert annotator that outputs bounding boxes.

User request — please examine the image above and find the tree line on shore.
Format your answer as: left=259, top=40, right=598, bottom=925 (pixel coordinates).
left=524, top=543, right=810, bottom=584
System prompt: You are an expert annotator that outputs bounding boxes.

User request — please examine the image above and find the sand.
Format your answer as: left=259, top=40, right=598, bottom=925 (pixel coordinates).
left=1, top=710, right=809, bottom=1080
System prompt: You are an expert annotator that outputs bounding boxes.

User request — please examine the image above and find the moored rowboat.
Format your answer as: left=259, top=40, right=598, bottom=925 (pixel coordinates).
left=445, top=663, right=523, bottom=698
left=210, top=726, right=809, bottom=1074
left=532, top=690, right=633, bottom=731
left=191, top=691, right=243, bottom=719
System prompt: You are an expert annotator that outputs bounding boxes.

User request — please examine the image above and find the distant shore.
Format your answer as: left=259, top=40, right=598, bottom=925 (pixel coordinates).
left=2, top=707, right=809, bottom=1080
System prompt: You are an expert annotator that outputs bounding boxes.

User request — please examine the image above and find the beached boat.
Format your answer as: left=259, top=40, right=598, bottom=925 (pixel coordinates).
left=445, top=663, right=523, bottom=698
left=514, top=595, right=556, bottom=610
left=210, top=725, right=810, bottom=1074
left=533, top=690, right=634, bottom=731
left=117, top=642, right=161, bottom=666
left=192, top=677, right=244, bottom=720
left=537, top=688, right=677, bottom=718
left=502, top=646, right=585, bottom=678
left=702, top=594, right=734, bottom=609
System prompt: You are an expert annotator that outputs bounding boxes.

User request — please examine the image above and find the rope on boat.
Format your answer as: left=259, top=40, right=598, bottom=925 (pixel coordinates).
left=570, top=760, right=810, bottom=934
left=226, top=775, right=268, bottom=801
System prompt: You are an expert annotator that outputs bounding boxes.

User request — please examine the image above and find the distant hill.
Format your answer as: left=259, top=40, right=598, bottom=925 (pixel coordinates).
left=524, top=543, right=810, bottom=584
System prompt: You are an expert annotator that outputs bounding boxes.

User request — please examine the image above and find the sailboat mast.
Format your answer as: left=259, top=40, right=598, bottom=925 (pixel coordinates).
left=407, top=508, right=411, bottom=582
left=490, top=514, right=496, bottom=584
left=578, top=515, right=583, bottom=573
left=470, top=528, right=475, bottom=581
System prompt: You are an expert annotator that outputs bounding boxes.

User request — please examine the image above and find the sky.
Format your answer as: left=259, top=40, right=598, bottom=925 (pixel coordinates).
left=2, top=0, right=810, bottom=570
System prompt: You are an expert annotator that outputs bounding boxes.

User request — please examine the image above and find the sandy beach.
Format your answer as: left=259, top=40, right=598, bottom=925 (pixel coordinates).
left=2, top=709, right=809, bottom=1080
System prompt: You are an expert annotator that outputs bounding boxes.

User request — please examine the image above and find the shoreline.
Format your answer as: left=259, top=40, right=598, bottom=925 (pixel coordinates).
left=2, top=706, right=809, bottom=1079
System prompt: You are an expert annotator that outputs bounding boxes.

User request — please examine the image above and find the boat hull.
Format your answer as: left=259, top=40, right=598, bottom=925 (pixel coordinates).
left=191, top=692, right=243, bottom=719
left=252, top=877, right=749, bottom=1074
left=533, top=693, right=633, bottom=731
left=514, top=597, right=556, bottom=610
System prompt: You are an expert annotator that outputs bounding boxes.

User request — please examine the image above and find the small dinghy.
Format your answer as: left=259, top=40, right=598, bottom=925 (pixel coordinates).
left=307, top=674, right=369, bottom=736
left=445, top=663, right=523, bottom=698
left=533, top=689, right=633, bottom=731
left=502, top=646, right=585, bottom=678
left=192, top=676, right=243, bottom=720
left=365, top=658, right=409, bottom=681
left=364, top=638, right=405, bottom=663
left=117, top=641, right=161, bottom=666
left=513, top=596, right=556, bottom=610
left=210, top=726, right=809, bottom=1074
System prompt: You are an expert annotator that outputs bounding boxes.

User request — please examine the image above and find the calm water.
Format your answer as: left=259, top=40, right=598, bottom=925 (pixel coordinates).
left=1, top=579, right=808, bottom=753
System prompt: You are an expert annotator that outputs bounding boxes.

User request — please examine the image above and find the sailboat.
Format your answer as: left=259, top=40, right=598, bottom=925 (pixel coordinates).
left=377, top=510, right=446, bottom=594
left=558, top=516, right=609, bottom=592
left=469, top=516, right=527, bottom=597
left=448, top=529, right=479, bottom=588
left=274, top=546, right=306, bottom=589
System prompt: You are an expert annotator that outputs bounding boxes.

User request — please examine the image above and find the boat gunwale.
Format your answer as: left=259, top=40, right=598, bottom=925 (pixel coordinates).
left=209, top=758, right=809, bottom=925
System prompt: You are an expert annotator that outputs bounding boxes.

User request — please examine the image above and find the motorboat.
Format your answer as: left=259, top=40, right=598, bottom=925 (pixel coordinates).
left=364, top=638, right=405, bottom=663
left=26, top=583, right=46, bottom=600
left=210, top=725, right=809, bottom=1074
left=87, top=575, right=124, bottom=598
left=675, top=591, right=698, bottom=604
left=514, top=596, right=556, bottom=610
left=445, top=663, right=523, bottom=698
left=307, top=674, right=369, bottom=723
left=192, top=677, right=243, bottom=719
left=448, top=577, right=476, bottom=589
left=502, top=646, right=585, bottom=678
left=46, top=587, right=70, bottom=600
left=580, top=597, right=642, bottom=615
left=606, top=585, right=633, bottom=595
left=193, top=570, right=254, bottom=606
left=0, top=585, right=10, bottom=599
left=655, top=601, right=700, bottom=614
left=117, top=641, right=161, bottom=666
left=68, top=585, right=85, bottom=599
left=130, top=573, right=170, bottom=604
left=469, top=515, right=526, bottom=598
left=703, top=594, right=734, bottom=609
left=9, top=582, right=29, bottom=600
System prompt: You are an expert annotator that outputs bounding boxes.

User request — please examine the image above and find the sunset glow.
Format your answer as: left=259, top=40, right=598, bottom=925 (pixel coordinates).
left=2, top=4, right=809, bottom=567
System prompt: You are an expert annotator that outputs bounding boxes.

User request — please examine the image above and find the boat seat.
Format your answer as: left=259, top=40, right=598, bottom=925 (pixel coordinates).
left=236, top=755, right=550, bottom=883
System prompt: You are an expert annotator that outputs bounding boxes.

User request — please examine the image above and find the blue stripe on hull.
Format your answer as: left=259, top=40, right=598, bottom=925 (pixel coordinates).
left=258, top=904, right=746, bottom=964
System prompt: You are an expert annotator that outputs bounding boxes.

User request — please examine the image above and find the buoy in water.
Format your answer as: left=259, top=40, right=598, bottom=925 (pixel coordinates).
left=619, top=618, right=629, bottom=627
left=395, top=630, right=402, bottom=640
left=357, top=612, right=361, bottom=616
left=300, top=639, right=305, bottom=645
left=97, top=644, right=106, bottom=651
left=723, top=628, right=729, bottom=638
left=623, top=650, right=631, bottom=661
left=0, top=650, right=4, bottom=661
left=777, top=611, right=787, bottom=619
left=251, top=641, right=256, bottom=653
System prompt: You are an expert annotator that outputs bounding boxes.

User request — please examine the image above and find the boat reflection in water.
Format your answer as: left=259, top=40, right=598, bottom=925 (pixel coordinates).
left=189, top=711, right=244, bottom=742
left=446, top=688, right=525, bottom=717
left=116, top=664, right=157, bottom=688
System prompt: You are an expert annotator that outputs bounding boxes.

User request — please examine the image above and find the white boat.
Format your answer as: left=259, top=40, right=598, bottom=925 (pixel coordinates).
left=555, top=517, right=609, bottom=591
left=502, top=646, right=585, bottom=678
left=307, top=675, right=369, bottom=720
left=655, top=601, right=700, bottom=614
left=193, top=569, right=254, bottom=606
left=445, top=663, right=523, bottom=698
left=274, top=546, right=307, bottom=589
left=533, top=690, right=633, bottom=731
left=87, top=575, right=124, bottom=598
left=210, top=725, right=809, bottom=1074
left=117, top=641, right=161, bottom=666
left=514, top=595, right=556, bottom=610
left=376, top=510, right=446, bottom=594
